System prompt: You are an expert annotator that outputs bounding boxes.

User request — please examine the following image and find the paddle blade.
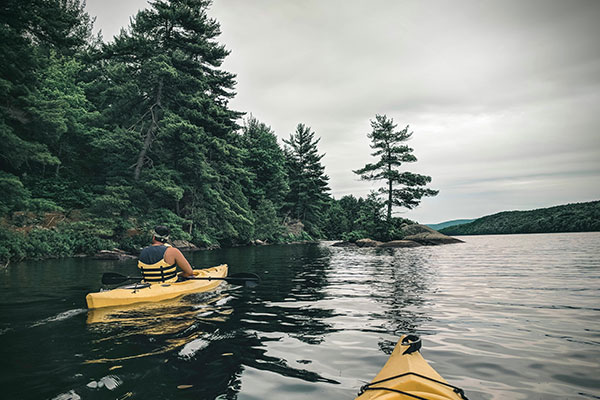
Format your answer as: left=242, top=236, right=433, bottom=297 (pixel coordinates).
left=226, top=272, right=260, bottom=288
left=102, top=272, right=138, bottom=285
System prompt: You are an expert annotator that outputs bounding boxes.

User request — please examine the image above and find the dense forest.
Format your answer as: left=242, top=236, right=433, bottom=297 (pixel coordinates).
left=440, top=201, right=600, bottom=235
left=1, top=0, right=437, bottom=263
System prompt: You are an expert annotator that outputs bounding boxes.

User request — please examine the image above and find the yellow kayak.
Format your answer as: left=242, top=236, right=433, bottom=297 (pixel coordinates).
left=86, top=264, right=228, bottom=309
left=355, top=335, right=468, bottom=400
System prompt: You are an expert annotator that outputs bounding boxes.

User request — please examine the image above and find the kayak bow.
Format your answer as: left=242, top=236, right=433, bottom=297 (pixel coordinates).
left=86, top=264, right=228, bottom=309
left=355, top=335, right=468, bottom=400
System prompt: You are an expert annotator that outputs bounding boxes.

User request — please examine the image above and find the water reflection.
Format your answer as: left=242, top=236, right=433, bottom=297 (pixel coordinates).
left=79, top=244, right=342, bottom=399
left=2, top=234, right=599, bottom=399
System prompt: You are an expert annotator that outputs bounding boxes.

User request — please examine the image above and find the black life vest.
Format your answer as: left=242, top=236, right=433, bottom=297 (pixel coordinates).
left=138, top=244, right=177, bottom=283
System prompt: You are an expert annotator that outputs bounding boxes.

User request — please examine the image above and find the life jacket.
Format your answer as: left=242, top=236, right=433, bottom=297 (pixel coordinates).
left=138, top=244, right=178, bottom=283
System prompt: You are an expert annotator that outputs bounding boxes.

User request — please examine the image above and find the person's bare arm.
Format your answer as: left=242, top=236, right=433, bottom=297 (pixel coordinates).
left=165, top=247, right=194, bottom=277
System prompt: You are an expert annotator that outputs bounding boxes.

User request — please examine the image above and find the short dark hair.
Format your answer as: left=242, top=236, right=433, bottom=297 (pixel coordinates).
left=153, top=225, right=170, bottom=243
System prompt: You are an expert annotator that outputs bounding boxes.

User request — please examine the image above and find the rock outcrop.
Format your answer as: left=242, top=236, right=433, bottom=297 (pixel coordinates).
left=171, top=239, right=200, bottom=251
left=93, top=249, right=137, bottom=260
left=284, top=219, right=305, bottom=237
left=355, top=238, right=383, bottom=247
left=401, top=224, right=464, bottom=245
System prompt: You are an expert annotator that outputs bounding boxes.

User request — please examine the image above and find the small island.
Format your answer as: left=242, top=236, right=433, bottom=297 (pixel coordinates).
left=332, top=224, right=463, bottom=248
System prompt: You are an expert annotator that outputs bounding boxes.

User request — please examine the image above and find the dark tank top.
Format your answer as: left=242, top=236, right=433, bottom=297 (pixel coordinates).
left=139, top=245, right=168, bottom=264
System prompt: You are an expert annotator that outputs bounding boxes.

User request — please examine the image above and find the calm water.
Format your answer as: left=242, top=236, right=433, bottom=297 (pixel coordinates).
left=0, top=232, right=599, bottom=399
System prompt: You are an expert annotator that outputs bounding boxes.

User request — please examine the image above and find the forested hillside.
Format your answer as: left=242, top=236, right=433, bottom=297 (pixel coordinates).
left=440, top=201, right=600, bottom=235
left=0, top=0, right=423, bottom=263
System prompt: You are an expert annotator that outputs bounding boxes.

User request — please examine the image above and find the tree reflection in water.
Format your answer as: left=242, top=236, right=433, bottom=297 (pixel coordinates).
left=84, top=244, right=341, bottom=398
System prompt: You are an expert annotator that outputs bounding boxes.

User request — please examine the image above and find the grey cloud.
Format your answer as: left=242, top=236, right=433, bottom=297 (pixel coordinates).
left=86, top=0, right=600, bottom=223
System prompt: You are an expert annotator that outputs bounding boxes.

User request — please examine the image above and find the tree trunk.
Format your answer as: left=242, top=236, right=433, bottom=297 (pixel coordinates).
left=134, top=79, right=163, bottom=181
left=387, top=158, right=392, bottom=221
left=388, top=178, right=392, bottom=221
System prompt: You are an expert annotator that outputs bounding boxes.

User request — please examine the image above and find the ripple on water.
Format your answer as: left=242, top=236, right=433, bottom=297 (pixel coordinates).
left=1, top=233, right=599, bottom=400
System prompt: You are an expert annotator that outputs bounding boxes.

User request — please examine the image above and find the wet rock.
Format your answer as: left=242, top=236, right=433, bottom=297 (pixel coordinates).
left=284, top=219, right=305, bottom=236
left=355, top=238, right=383, bottom=247
left=331, top=241, right=357, bottom=247
left=93, top=249, right=136, bottom=260
left=171, top=239, right=199, bottom=251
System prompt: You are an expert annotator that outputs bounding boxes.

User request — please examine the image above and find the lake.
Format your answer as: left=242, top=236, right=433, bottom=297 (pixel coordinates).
left=0, top=232, right=599, bottom=399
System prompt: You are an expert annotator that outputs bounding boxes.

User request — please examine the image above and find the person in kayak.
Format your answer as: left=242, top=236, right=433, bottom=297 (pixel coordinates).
left=138, top=225, right=194, bottom=282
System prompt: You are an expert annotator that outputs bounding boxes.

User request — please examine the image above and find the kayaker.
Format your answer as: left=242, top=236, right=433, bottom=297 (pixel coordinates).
left=138, top=225, right=194, bottom=282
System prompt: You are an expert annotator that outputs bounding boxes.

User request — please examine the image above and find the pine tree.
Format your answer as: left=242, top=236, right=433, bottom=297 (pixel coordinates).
left=283, top=123, right=330, bottom=235
left=240, top=116, right=289, bottom=211
left=0, top=0, right=92, bottom=211
left=354, top=114, right=438, bottom=221
left=89, top=0, right=252, bottom=244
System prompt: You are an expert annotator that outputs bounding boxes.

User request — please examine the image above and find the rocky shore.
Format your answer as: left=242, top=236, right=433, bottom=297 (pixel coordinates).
left=91, top=225, right=461, bottom=260
left=331, top=224, right=464, bottom=248
left=91, top=239, right=208, bottom=260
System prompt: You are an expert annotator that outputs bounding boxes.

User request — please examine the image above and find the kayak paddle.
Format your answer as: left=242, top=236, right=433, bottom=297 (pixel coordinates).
left=101, top=271, right=260, bottom=287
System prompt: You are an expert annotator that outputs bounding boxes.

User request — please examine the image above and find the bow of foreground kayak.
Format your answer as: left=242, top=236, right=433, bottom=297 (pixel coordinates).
left=355, top=335, right=468, bottom=400
left=86, top=264, right=228, bottom=309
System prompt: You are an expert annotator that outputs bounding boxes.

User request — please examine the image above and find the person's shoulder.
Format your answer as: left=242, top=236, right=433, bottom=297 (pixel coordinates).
left=164, top=244, right=181, bottom=253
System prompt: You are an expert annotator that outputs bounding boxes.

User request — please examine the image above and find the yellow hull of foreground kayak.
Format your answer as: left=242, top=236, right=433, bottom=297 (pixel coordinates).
left=355, top=335, right=466, bottom=400
left=86, top=264, right=228, bottom=309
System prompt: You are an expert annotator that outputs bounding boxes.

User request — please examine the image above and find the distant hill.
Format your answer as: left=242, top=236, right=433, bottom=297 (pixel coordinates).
left=439, top=201, right=600, bottom=235
left=427, top=219, right=475, bottom=231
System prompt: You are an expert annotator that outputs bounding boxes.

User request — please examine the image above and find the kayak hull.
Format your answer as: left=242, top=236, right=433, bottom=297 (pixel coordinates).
left=86, top=264, right=228, bottom=309
left=355, top=335, right=466, bottom=400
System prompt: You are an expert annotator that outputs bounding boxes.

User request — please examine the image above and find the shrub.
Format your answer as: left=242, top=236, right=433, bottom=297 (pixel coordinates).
left=341, top=230, right=368, bottom=243
left=0, top=230, right=28, bottom=263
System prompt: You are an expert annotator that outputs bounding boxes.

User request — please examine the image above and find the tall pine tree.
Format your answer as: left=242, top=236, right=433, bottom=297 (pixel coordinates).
left=283, top=123, right=330, bottom=236
left=89, top=0, right=252, bottom=244
left=354, top=114, right=438, bottom=221
left=0, top=0, right=92, bottom=212
left=240, top=116, right=289, bottom=210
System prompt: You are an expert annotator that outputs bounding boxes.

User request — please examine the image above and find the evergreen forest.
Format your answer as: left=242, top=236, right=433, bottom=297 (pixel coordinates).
left=439, top=201, right=600, bottom=236
left=1, top=0, right=431, bottom=263
left=2, top=1, right=596, bottom=265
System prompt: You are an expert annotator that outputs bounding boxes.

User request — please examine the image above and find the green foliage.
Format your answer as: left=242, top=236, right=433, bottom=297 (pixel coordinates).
left=354, top=115, right=438, bottom=220
left=341, top=230, right=368, bottom=243
left=192, top=231, right=215, bottom=248
left=323, top=193, right=416, bottom=242
left=60, top=221, right=118, bottom=254
left=252, top=198, right=284, bottom=242
left=23, top=176, right=95, bottom=209
left=280, top=231, right=314, bottom=243
left=0, top=0, right=92, bottom=176
left=1, top=1, right=441, bottom=261
left=440, top=201, right=600, bottom=235
left=240, top=116, right=289, bottom=211
left=283, top=123, right=330, bottom=236
left=0, top=223, right=119, bottom=263
left=0, top=230, right=28, bottom=262
left=89, top=185, right=136, bottom=217
left=25, top=198, right=64, bottom=213
left=0, top=172, right=30, bottom=214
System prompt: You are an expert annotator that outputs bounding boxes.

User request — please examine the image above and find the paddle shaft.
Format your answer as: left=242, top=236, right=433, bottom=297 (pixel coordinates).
left=102, top=271, right=259, bottom=285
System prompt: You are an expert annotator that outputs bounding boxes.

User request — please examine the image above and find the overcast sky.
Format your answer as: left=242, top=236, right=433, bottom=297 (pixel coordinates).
left=85, top=0, right=600, bottom=223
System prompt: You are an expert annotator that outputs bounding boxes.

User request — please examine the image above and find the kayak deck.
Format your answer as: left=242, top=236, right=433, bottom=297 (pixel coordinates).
left=355, top=335, right=468, bottom=400
left=86, top=264, right=228, bottom=309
